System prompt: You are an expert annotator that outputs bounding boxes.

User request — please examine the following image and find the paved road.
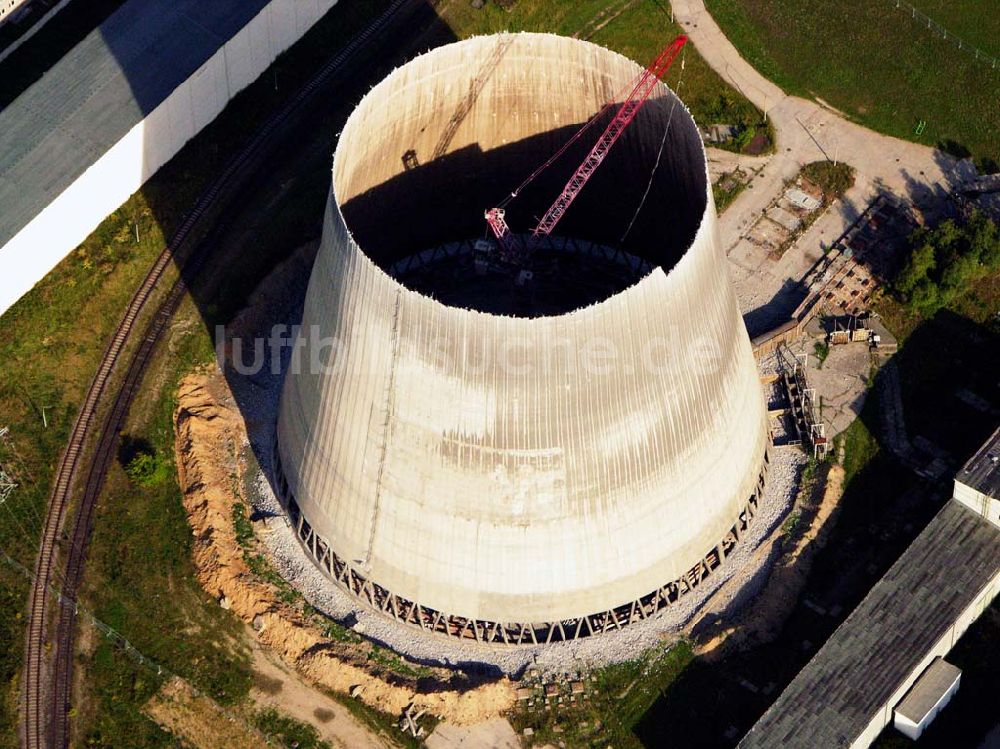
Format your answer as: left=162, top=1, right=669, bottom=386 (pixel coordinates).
left=672, top=0, right=979, bottom=315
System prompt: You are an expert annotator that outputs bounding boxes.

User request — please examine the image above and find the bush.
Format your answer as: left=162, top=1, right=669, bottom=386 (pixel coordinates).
left=733, top=123, right=757, bottom=151
left=801, top=161, right=855, bottom=198
left=253, top=708, right=331, bottom=749
left=813, top=340, right=830, bottom=367
left=895, top=210, right=1000, bottom=315
left=123, top=450, right=168, bottom=487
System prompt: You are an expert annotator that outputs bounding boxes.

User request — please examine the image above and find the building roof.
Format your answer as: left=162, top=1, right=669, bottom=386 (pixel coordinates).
left=0, top=0, right=271, bottom=248
left=739, top=499, right=1000, bottom=748
left=894, top=657, right=961, bottom=724
left=958, top=426, right=1000, bottom=499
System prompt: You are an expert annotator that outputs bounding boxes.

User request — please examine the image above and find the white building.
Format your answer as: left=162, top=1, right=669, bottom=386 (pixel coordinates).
left=0, top=0, right=31, bottom=27
left=0, top=0, right=340, bottom=317
left=893, top=657, right=962, bottom=741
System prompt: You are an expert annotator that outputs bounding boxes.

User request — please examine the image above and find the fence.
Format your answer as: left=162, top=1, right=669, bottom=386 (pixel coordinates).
left=888, top=0, right=999, bottom=70
left=0, top=548, right=281, bottom=746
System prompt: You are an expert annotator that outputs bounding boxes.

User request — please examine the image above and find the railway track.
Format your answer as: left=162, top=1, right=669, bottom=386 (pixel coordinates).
left=21, top=2, right=419, bottom=746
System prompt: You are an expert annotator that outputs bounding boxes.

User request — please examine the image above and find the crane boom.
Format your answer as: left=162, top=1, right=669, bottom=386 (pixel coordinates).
left=483, top=34, right=687, bottom=262
left=484, top=207, right=518, bottom=260
left=532, top=34, right=687, bottom=237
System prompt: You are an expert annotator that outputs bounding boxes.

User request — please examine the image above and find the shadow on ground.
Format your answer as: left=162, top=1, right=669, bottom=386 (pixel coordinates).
left=634, top=310, right=999, bottom=748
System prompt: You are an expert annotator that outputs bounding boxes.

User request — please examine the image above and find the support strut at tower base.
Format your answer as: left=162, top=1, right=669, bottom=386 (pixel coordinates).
left=272, top=444, right=771, bottom=647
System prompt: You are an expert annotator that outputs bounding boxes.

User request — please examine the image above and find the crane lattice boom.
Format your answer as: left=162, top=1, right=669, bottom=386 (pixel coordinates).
left=532, top=35, right=687, bottom=237
left=483, top=35, right=687, bottom=261
left=484, top=207, right=518, bottom=260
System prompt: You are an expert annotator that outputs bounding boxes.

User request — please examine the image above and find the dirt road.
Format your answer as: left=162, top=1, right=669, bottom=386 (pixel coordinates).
left=672, top=0, right=978, bottom=314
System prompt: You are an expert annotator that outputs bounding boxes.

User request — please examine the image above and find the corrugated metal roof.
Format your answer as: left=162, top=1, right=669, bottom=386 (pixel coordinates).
left=739, top=499, right=1000, bottom=748
left=894, top=657, right=961, bottom=724
left=0, top=0, right=272, bottom=248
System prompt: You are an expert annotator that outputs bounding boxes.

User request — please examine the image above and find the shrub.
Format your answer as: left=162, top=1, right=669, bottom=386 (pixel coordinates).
left=733, top=123, right=757, bottom=151
left=801, top=160, right=855, bottom=198
left=895, top=211, right=1000, bottom=316
left=123, top=450, right=168, bottom=487
left=253, top=708, right=331, bottom=749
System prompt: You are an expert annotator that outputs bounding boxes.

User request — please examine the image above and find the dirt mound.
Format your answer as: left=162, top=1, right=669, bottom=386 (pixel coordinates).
left=174, top=370, right=516, bottom=726
left=695, top=462, right=845, bottom=660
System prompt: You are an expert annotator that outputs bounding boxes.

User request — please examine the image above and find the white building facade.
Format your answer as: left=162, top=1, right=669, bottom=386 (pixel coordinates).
left=0, top=0, right=340, bottom=317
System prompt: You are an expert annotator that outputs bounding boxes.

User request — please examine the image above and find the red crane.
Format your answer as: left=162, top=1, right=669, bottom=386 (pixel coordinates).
left=485, top=34, right=687, bottom=260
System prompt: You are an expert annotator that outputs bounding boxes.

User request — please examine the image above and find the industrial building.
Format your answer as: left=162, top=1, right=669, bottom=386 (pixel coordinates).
left=954, top=428, right=1000, bottom=527
left=0, top=0, right=30, bottom=27
left=0, top=0, right=341, bottom=316
left=275, top=33, right=771, bottom=644
left=740, top=426, right=1000, bottom=748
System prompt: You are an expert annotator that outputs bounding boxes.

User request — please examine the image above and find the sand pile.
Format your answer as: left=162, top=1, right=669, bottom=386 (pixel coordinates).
left=174, top=371, right=517, bottom=725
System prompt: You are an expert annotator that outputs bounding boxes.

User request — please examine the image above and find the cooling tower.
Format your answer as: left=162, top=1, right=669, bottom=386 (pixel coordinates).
left=275, top=33, right=770, bottom=645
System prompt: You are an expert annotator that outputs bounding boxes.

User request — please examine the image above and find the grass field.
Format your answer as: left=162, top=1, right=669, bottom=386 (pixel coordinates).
left=77, top=319, right=252, bottom=746
left=436, top=0, right=775, bottom=154
left=511, top=643, right=695, bottom=748
left=704, top=0, right=1000, bottom=169
left=907, top=0, right=1000, bottom=56
left=0, top=1, right=404, bottom=745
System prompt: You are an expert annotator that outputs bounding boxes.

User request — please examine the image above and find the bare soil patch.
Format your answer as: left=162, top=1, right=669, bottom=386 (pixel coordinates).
left=173, top=369, right=516, bottom=728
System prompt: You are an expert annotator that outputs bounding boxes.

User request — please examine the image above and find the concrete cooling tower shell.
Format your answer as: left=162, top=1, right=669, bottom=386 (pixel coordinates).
left=275, top=33, right=770, bottom=645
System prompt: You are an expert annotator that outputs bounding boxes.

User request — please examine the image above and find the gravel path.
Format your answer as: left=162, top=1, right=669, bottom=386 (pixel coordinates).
left=242, top=434, right=801, bottom=677
left=222, top=251, right=804, bottom=677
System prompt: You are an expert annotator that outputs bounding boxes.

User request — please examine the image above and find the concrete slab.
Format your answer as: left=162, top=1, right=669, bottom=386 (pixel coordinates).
left=426, top=719, right=521, bottom=749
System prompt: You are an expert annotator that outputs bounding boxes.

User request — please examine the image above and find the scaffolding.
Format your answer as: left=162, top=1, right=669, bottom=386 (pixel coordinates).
left=778, top=347, right=829, bottom=460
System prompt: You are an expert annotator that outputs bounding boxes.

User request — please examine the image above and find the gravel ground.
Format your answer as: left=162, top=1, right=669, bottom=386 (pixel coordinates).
left=222, top=254, right=805, bottom=677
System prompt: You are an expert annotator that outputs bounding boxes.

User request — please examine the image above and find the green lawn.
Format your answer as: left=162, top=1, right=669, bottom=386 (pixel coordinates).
left=705, top=0, right=1000, bottom=169
left=0, top=1, right=399, bottom=745
left=907, top=0, right=1000, bottom=56
left=512, top=642, right=695, bottom=748
left=79, top=321, right=252, bottom=746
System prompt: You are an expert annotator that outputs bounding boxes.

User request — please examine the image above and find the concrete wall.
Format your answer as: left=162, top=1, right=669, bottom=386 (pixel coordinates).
left=751, top=318, right=802, bottom=359
left=277, top=34, right=769, bottom=624
left=0, top=0, right=31, bottom=27
left=852, top=562, right=1000, bottom=748
left=892, top=672, right=960, bottom=741
left=0, top=0, right=337, bottom=316
left=954, top=479, right=1000, bottom=529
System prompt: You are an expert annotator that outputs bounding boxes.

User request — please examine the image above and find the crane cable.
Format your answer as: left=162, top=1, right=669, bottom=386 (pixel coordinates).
left=496, top=61, right=652, bottom=210
left=620, top=46, right=685, bottom=243
left=499, top=103, right=612, bottom=209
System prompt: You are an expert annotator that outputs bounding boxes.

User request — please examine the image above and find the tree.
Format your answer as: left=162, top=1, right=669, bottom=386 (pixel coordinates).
left=896, top=241, right=936, bottom=297
left=968, top=210, right=1000, bottom=271
left=896, top=210, right=1000, bottom=315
